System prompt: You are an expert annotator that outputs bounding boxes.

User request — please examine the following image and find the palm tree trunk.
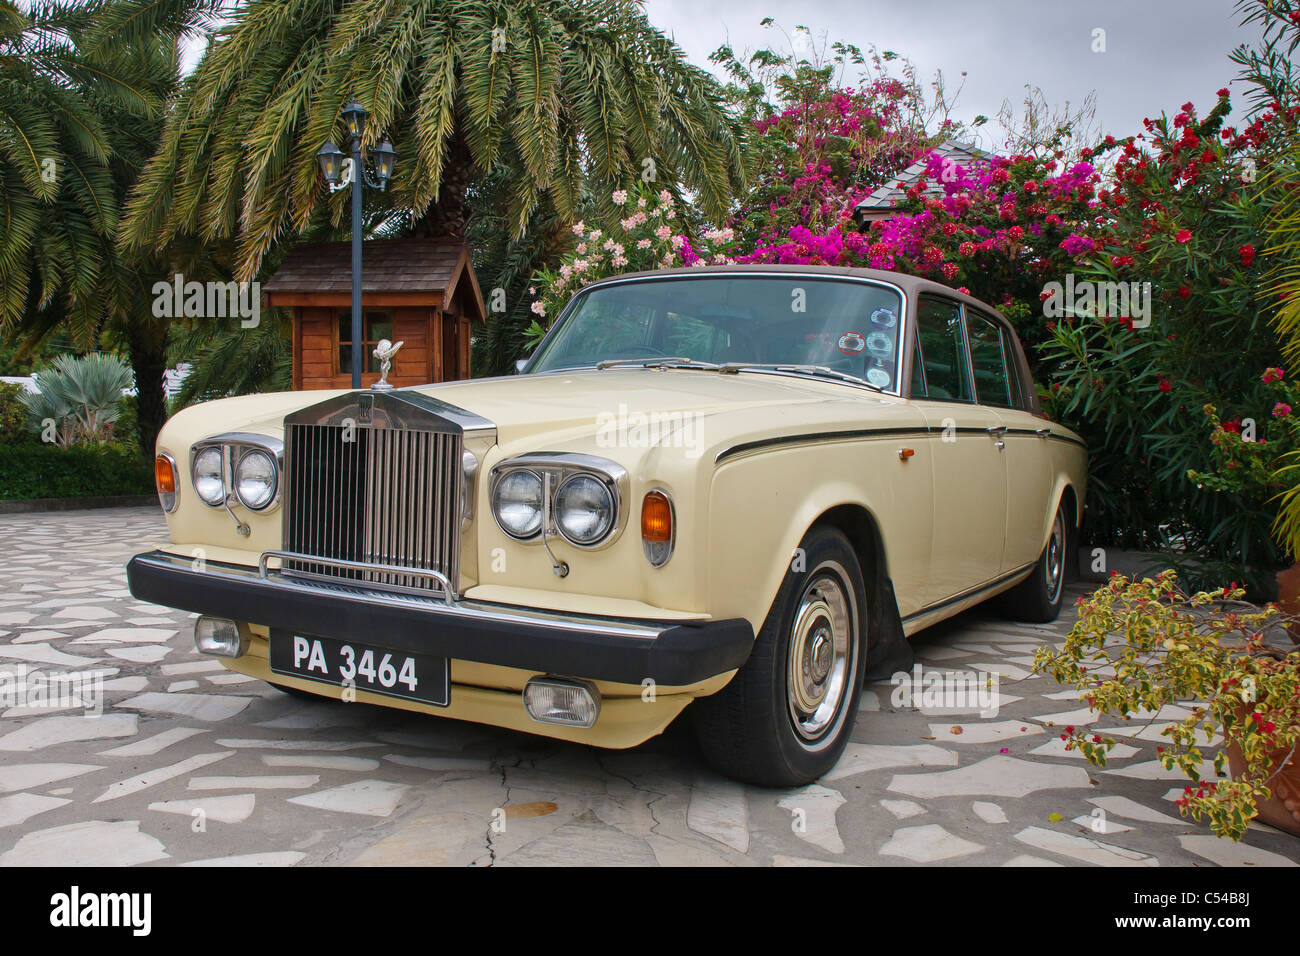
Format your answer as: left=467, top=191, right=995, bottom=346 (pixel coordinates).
left=416, top=132, right=474, bottom=241
left=126, top=319, right=169, bottom=457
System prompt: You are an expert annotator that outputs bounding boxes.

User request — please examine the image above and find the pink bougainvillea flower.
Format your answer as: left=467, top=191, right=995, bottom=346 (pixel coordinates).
left=1263, top=367, right=1285, bottom=383
left=1274, top=402, right=1291, bottom=418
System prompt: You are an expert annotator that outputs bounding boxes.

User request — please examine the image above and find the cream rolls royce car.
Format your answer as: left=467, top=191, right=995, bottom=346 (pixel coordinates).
left=128, top=265, right=1087, bottom=786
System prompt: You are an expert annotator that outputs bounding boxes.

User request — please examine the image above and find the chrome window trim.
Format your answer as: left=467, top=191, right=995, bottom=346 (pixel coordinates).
left=489, top=452, right=629, bottom=550
left=525, top=271, right=910, bottom=397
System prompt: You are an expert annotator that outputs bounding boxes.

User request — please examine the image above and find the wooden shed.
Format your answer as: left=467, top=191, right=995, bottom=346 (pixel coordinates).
left=263, top=238, right=486, bottom=391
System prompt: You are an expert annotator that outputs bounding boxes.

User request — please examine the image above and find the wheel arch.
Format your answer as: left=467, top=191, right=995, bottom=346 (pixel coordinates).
left=808, top=503, right=913, bottom=680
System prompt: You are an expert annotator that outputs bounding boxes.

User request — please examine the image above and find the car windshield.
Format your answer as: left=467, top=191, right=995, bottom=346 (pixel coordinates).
left=527, top=276, right=905, bottom=390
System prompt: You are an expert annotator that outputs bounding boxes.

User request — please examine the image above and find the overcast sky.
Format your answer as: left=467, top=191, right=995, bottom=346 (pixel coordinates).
left=644, top=0, right=1259, bottom=144
left=177, top=1, right=1260, bottom=144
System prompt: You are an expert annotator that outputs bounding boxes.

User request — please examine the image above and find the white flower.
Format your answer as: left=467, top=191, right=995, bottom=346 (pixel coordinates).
left=637, top=238, right=651, bottom=249
left=659, top=189, right=672, bottom=205
left=637, top=197, right=647, bottom=208
left=571, top=220, right=585, bottom=235
left=612, top=189, right=628, bottom=205
left=530, top=301, right=546, bottom=316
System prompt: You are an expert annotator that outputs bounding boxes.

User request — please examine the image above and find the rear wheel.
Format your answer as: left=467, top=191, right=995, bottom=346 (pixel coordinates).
left=1000, top=504, right=1067, bottom=622
left=692, top=526, right=868, bottom=787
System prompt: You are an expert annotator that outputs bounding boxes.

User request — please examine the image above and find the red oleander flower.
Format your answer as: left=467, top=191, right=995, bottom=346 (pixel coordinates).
left=1176, top=228, right=1193, bottom=243
left=1158, top=378, right=1173, bottom=393
left=1239, top=244, right=1256, bottom=266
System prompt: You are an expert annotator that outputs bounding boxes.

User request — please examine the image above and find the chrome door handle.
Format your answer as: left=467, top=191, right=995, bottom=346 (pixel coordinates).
left=986, top=425, right=1007, bottom=435
left=1034, top=428, right=1051, bottom=438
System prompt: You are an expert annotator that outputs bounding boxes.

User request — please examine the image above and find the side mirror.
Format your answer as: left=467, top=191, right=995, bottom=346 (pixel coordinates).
left=514, top=358, right=529, bottom=374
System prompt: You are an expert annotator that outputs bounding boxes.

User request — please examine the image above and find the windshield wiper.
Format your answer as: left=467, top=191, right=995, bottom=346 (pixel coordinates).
left=717, top=363, right=882, bottom=391
left=595, top=357, right=721, bottom=370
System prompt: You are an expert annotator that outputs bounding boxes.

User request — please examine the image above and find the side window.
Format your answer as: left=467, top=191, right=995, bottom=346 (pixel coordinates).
left=966, top=311, right=1013, bottom=407
left=914, top=297, right=972, bottom=402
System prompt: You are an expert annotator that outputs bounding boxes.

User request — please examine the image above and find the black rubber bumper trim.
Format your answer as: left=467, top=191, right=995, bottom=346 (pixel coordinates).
left=126, top=550, right=753, bottom=686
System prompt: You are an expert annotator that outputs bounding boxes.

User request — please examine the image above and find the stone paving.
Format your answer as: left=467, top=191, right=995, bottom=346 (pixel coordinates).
left=0, top=506, right=1297, bottom=866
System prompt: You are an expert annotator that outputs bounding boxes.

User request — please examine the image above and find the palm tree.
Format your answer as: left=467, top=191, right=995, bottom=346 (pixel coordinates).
left=117, top=0, right=747, bottom=287
left=0, top=0, right=220, bottom=455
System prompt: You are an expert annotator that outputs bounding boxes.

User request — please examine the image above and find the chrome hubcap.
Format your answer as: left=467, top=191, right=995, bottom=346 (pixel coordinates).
left=1044, top=511, right=1065, bottom=603
left=787, top=564, right=856, bottom=742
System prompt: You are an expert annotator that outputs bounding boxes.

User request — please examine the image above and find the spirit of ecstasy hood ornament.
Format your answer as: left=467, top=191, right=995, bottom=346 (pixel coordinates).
left=371, top=338, right=403, bottom=391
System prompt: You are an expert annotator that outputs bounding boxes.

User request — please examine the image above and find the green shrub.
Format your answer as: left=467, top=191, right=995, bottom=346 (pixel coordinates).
left=0, top=443, right=154, bottom=500
left=0, top=383, right=36, bottom=446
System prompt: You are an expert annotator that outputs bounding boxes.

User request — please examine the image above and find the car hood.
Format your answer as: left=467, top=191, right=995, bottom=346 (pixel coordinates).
left=160, top=368, right=915, bottom=469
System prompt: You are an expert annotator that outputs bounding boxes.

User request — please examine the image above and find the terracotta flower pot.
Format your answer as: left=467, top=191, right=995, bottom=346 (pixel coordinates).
left=1226, top=743, right=1300, bottom=837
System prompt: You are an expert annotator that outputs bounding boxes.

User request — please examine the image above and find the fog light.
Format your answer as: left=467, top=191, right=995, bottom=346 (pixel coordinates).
left=194, top=616, right=249, bottom=658
left=523, top=677, right=601, bottom=728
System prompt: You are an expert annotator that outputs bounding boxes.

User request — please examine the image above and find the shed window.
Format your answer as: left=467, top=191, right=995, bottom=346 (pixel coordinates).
left=337, top=311, right=394, bottom=374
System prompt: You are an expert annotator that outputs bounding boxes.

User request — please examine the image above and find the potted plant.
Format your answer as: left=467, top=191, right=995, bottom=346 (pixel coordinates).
left=1034, top=570, right=1300, bottom=840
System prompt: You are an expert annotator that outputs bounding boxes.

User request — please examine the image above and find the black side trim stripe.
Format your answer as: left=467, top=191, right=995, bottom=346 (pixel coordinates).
left=716, top=426, right=1086, bottom=462
left=900, top=562, right=1037, bottom=623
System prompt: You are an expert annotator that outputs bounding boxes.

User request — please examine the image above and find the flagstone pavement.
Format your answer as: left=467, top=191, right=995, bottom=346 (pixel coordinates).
left=0, top=506, right=1296, bottom=867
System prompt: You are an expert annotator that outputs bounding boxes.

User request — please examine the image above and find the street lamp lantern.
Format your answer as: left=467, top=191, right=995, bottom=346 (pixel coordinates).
left=316, top=141, right=344, bottom=186
left=341, top=99, right=368, bottom=140
left=321, top=99, right=395, bottom=388
left=372, top=139, right=397, bottom=189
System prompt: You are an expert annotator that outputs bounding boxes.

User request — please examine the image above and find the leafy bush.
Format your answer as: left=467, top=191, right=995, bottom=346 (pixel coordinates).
left=1041, top=90, right=1294, bottom=592
left=1035, top=571, right=1300, bottom=841
left=0, top=383, right=36, bottom=446
left=0, top=443, right=154, bottom=500
left=20, top=353, right=133, bottom=445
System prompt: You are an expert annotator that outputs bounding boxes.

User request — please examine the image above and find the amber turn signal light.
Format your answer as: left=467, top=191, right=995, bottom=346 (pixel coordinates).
left=641, top=490, right=673, bottom=542
left=155, top=454, right=178, bottom=512
left=641, top=490, right=675, bottom=568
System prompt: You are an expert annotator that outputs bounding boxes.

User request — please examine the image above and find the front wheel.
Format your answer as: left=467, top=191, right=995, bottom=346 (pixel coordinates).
left=692, top=526, right=868, bottom=787
left=999, top=504, right=1068, bottom=623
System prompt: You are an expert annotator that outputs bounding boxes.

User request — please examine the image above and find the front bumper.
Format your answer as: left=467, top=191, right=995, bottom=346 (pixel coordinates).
left=126, top=550, right=753, bottom=686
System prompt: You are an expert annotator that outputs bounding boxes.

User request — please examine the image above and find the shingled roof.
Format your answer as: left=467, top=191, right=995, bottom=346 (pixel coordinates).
left=854, top=139, right=995, bottom=225
left=263, top=238, right=469, bottom=295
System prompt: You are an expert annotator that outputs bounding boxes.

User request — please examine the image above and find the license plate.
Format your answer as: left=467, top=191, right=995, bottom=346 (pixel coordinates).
left=269, top=631, right=449, bottom=707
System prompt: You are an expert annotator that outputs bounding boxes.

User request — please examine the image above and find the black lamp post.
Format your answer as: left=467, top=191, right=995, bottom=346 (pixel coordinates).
left=317, top=100, right=396, bottom=388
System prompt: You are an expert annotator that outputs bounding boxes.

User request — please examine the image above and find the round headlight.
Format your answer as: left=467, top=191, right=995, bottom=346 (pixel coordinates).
left=193, top=446, right=226, bottom=506
left=493, top=469, right=543, bottom=539
left=554, top=474, right=615, bottom=545
left=234, top=449, right=277, bottom=510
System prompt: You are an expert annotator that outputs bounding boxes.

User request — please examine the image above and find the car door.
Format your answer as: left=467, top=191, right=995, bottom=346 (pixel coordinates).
left=964, top=307, right=1053, bottom=574
left=908, top=296, right=1009, bottom=607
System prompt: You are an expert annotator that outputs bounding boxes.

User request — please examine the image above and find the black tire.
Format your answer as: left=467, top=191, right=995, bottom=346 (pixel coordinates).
left=692, top=525, right=868, bottom=787
left=999, top=504, right=1068, bottom=623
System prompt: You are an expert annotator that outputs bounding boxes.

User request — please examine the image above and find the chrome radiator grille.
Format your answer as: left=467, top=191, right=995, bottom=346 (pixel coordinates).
left=283, top=423, right=462, bottom=593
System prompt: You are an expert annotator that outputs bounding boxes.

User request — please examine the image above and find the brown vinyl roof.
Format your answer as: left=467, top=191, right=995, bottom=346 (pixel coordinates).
left=262, top=238, right=468, bottom=294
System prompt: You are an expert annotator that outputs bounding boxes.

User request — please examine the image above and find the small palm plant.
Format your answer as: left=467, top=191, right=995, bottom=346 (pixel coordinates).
left=22, top=353, right=133, bottom=445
